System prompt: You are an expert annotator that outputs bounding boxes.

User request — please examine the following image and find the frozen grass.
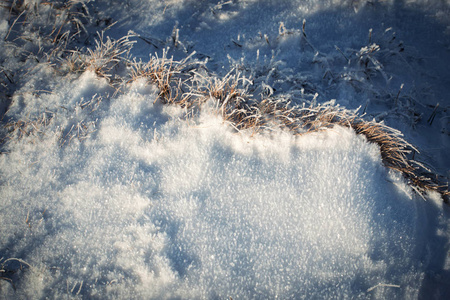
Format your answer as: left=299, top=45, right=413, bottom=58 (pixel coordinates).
left=61, top=32, right=135, bottom=81
left=124, top=50, right=449, bottom=202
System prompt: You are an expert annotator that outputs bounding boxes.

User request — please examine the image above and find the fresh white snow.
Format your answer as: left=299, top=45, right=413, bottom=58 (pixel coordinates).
left=1, top=1, right=449, bottom=299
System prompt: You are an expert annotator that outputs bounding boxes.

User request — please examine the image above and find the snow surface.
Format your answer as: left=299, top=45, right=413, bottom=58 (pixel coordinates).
left=1, top=0, right=450, bottom=299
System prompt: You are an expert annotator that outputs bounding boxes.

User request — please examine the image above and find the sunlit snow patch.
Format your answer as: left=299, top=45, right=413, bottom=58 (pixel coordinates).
left=0, top=77, right=432, bottom=299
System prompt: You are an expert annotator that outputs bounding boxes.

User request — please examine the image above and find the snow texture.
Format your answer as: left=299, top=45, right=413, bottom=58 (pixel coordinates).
left=1, top=0, right=449, bottom=299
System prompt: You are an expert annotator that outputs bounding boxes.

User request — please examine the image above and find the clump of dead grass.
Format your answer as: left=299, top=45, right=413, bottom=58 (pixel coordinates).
left=3, top=112, right=53, bottom=141
left=2, top=93, right=102, bottom=147
left=131, top=52, right=449, bottom=203
left=128, top=50, right=184, bottom=104
left=61, top=32, right=135, bottom=82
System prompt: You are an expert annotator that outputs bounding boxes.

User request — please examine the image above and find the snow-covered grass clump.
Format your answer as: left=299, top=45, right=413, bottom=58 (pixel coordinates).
left=0, top=72, right=436, bottom=298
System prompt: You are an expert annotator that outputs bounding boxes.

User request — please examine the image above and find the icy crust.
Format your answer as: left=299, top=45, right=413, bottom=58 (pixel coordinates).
left=0, top=77, right=430, bottom=299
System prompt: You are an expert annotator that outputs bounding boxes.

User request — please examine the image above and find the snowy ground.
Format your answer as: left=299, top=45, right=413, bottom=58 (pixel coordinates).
left=1, top=0, right=449, bottom=299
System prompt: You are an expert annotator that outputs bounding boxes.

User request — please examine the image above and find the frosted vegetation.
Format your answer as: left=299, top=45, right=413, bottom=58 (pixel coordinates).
left=0, top=0, right=449, bottom=299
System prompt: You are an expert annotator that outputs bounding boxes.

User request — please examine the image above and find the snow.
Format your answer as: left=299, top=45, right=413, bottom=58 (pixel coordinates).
left=1, top=0, right=449, bottom=299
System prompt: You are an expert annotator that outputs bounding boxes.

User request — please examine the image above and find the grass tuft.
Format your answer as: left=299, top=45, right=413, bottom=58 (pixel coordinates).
left=61, top=32, right=135, bottom=81
left=127, top=51, right=449, bottom=202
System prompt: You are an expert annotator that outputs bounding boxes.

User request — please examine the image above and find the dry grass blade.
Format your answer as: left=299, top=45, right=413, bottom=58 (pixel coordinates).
left=0, top=276, right=16, bottom=290
left=0, top=257, right=34, bottom=291
left=4, top=8, right=26, bottom=41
